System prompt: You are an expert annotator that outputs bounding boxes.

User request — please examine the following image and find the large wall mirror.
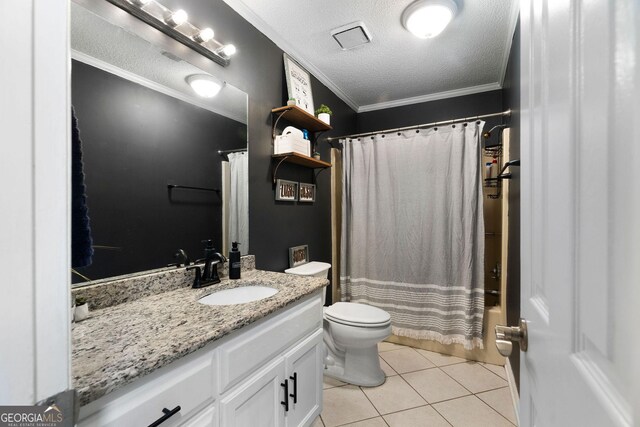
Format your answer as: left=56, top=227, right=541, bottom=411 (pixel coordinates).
left=71, top=0, right=248, bottom=285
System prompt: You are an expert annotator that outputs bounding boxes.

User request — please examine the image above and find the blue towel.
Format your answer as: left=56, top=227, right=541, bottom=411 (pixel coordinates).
left=71, top=107, right=94, bottom=268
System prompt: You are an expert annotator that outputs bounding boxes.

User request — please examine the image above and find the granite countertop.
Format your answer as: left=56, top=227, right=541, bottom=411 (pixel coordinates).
left=72, top=269, right=328, bottom=406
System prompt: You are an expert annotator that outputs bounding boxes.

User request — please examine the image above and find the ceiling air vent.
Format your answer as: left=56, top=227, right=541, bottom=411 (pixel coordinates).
left=331, top=21, right=372, bottom=50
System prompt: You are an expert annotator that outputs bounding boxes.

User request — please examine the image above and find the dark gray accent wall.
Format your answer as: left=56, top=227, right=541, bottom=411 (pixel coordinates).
left=502, top=19, right=521, bottom=389
left=357, top=90, right=505, bottom=145
left=71, top=60, right=246, bottom=282
left=160, top=0, right=358, bottom=284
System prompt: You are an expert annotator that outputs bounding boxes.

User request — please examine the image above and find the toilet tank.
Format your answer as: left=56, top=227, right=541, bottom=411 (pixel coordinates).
left=285, top=261, right=331, bottom=278
left=285, top=262, right=331, bottom=305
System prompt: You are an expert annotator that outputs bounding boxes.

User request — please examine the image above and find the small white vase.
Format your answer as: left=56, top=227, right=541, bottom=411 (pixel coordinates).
left=287, top=100, right=296, bottom=106
left=75, top=303, right=89, bottom=322
left=318, top=113, right=330, bottom=125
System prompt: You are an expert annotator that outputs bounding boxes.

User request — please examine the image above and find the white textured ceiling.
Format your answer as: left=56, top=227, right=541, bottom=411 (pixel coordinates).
left=71, top=2, right=247, bottom=123
left=223, top=0, right=518, bottom=112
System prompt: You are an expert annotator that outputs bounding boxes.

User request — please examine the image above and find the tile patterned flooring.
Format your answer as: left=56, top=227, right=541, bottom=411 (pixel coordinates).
left=313, top=342, right=517, bottom=427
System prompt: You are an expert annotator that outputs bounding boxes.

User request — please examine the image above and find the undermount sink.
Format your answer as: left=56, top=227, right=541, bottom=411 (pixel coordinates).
left=198, top=286, right=278, bottom=306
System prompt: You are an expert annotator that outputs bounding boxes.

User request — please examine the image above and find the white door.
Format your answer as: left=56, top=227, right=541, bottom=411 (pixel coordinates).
left=220, top=360, right=286, bottom=427
left=284, top=330, right=323, bottom=427
left=0, top=0, right=71, bottom=412
left=519, top=0, right=640, bottom=425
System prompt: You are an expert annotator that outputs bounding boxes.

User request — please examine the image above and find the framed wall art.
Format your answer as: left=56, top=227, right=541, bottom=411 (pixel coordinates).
left=283, top=54, right=315, bottom=116
left=298, top=183, right=316, bottom=203
left=289, top=244, right=309, bottom=268
left=275, top=179, right=298, bottom=201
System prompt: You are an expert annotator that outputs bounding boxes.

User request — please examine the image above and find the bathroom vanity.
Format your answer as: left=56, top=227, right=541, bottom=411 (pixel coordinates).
left=73, top=264, right=327, bottom=427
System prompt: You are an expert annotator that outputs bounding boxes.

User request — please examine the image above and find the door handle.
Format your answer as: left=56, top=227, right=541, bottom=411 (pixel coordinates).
left=280, top=379, right=289, bottom=412
left=495, top=318, right=528, bottom=357
left=289, top=372, right=298, bottom=404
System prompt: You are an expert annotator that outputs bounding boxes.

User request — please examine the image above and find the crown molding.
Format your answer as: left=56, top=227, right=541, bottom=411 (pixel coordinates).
left=71, top=50, right=247, bottom=124
left=357, top=82, right=503, bottom=113
left=222, top=0, right=360, bottom=112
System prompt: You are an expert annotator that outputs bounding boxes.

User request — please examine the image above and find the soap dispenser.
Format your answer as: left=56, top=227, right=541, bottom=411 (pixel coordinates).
left=229, top=242, right=241, bottom=279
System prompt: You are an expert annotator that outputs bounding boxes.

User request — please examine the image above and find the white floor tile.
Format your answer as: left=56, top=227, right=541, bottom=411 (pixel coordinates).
left=403, top=368, right=471, bottom=403
left=361, top=375, right=426, bottom=415
left=378, top=341, right=404, bottom=352
left=383, top=405, right=451, bottom=427
left=482, top=362, right=508, bottom=380
left=321, top=385, right=379, bottom=427
left=433, top=395, right=514, bottom=427
left=416, top=349, right=468, bottom=366
left=441, top=362, right=508, bottom=393
left=380, top=348, right=435, bottom=374
left=379, top=357, right=397, bottom=377
left=323, top=375, right=347, bottom=389
left=338, top=417, right=388, bottom=427
left=476, top=387, right=518, bottom=425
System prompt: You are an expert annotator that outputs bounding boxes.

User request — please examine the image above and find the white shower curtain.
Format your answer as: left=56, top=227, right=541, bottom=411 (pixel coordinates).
left=340, top=123, right=485, bottom=349
left=228, top=152, right=249, bottom=253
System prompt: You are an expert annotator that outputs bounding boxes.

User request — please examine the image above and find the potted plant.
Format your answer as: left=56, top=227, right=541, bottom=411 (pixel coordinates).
left=315, top=104, right=332, bottom=125
left=313, top=151, right=321, bottom=160
left=287, top=97, right=297, bottom=107
left=75, top=296, right=89, bottom=322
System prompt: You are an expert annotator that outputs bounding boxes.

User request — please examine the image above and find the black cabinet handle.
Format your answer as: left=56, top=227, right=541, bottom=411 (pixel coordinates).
left=280, top=379, right=289, bottom=412
left=148, top=405, right=181, bottom=427
left=289, top=372, right=298, bottom=404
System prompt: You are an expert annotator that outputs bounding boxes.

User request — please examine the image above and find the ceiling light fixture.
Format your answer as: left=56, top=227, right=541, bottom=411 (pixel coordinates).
left=165, top=9, right=188, bottom=27
left=193, top=27, right=214, bottom=43
left=105, top=0, right=235, bottom=66
left=220, top=44, right=237, bottom=57
left=186, top=74, right=224, bottom=98
left=402, top=0, right=458, bottom=39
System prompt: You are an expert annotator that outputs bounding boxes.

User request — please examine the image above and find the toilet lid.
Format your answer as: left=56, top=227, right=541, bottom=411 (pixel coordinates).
left=325, top=302, right=391, bottom=327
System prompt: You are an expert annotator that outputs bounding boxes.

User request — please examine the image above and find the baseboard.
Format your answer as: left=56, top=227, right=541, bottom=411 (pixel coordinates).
left=505, top=358, right=520, bottom=426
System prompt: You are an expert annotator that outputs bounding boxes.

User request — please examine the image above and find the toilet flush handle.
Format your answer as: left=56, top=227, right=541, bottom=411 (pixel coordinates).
left=494, top=318, right=528, bottom=357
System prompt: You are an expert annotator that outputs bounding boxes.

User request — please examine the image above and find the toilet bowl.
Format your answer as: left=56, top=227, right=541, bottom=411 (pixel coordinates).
left=285, top=261, right=391, bottom=387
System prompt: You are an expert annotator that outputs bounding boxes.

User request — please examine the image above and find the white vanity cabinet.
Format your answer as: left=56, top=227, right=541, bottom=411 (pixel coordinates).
left=77, top=292, right=324, bottom=427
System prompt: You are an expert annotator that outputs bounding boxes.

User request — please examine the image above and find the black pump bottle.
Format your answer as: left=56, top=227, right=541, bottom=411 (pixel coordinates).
left=229, top=242, right=241, bottom=279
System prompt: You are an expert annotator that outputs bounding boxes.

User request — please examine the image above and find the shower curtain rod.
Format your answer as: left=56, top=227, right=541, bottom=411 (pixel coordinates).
left=324, top=110, right=511, bottom=142
left=218, top=148, right=247, bottom=156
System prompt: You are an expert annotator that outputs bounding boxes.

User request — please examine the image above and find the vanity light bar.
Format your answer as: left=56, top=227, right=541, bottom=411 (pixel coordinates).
left=105, top=0, right=236, bottom=67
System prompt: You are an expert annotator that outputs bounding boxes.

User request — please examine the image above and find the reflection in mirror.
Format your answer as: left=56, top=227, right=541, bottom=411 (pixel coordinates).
left=70, top=0, right=248, bottom=286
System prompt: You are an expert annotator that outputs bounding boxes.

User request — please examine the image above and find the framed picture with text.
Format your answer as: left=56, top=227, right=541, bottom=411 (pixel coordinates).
left=275, top=179, right=298, bottom=202
left=298, top=183, right=316, bottom=203
left=284, top=54, right=315, bottom=115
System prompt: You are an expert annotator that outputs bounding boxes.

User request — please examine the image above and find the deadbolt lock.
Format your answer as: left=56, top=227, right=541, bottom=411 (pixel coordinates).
left=494, top=318, right=528, bottom=357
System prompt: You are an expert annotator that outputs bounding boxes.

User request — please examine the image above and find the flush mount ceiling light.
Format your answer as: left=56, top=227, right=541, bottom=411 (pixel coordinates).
left=402, top=0, right=458, bottom=39
left=186, top=74, right=224, bottom=98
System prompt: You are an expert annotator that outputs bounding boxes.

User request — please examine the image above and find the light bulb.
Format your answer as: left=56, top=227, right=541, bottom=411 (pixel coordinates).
left=194, top=28, right=214, bottom=43
left=166, top=9, right=188, bottom=27
left=222, top=44, right=236, bottom=57
left=186, top=74, right=223, bottom=98
left=402, top=0, right=457, bottom=39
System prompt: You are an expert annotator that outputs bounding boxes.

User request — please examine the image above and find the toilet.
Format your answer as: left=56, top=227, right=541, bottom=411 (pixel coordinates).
left=285, top=261, right=392, bottom=387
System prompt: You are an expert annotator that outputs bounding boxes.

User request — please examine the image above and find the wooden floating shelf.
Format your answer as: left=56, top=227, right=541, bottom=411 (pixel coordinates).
left=271, top=106, right=333, bottom=132
left=272, top=152, right=332, bottom=169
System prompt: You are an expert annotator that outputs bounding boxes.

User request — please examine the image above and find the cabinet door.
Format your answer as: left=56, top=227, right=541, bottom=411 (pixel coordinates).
left=181, top=403, right=217, bottom=427
left=220, top=359, right=286, bottom=427
left=285, top=330, right=324, bottom=427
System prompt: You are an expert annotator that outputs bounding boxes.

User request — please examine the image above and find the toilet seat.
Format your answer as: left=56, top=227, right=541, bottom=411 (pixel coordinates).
left=325, top=302, right=391, bottom=328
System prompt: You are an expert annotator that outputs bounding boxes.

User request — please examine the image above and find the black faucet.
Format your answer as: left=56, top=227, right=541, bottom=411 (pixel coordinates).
left=167, top=249, right=191, bottom=268
left=188, top=240, right=227, bottom=288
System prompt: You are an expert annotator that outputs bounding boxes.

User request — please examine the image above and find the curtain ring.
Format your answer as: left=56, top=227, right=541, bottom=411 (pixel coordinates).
left=452, top=124, right=456, bottom=128
left=416, top=129, right=420, bottom=133
left=434, top=127, right=438, bottom=131
left=382, top=134, right=385, bottom=138
left=464, top=123, right=468, bottom=127
left=397, top=132, right=401, bottom=136
left=370, top=136, right=374, bottom=140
